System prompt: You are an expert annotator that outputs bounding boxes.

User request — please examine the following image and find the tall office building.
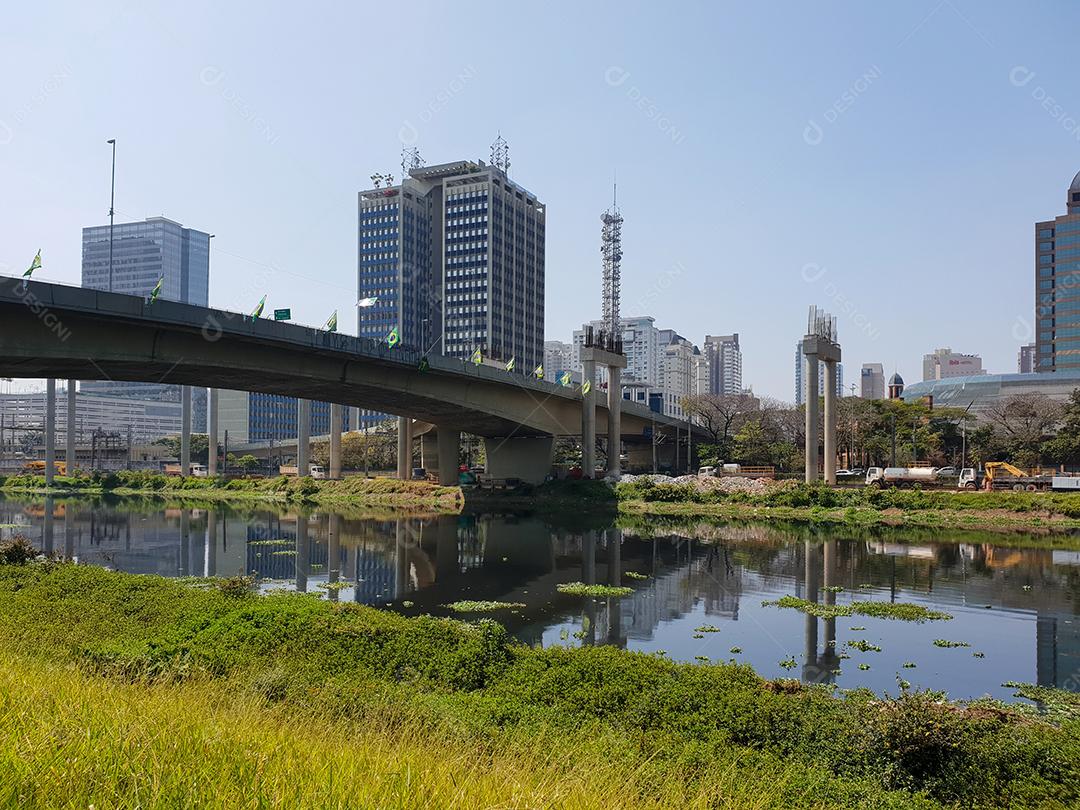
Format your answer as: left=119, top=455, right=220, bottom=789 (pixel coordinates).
left=80, top=217, right=210, bottom=430
left=860, top=363, right=885, bottom=400
left=704, top=334, right=742, bottom=395
left=1035, top=170, right=1080, bottom=372
left=1019, top=343, right=1037, bottom=374
left=357, top=158, right=545, bottom=427
left=358, top=159, right=545, bottom=365
left=217, top=390, right=349, bottom=445
left=922, top=347, right=985, bottom=381
left=794, top=342, right=843, bottom=405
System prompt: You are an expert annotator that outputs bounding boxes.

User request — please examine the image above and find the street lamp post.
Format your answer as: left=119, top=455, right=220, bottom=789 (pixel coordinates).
left=106, top=139, right=116, bottom=292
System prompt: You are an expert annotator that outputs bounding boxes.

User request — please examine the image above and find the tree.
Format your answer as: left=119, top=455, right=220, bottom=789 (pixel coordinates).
left=1041, top=388, right=1080, bottom=466
left=153, top=433, right=210, bottom=463
left=234, top=454, right=261, bottom=472
left=681, top=393, right=761, bottom=458
left=984, top=393, right=1061, bottom=467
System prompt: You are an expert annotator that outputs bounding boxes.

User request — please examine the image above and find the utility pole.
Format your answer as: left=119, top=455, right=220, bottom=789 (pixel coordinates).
left=106, top=139, right=116, bottom=292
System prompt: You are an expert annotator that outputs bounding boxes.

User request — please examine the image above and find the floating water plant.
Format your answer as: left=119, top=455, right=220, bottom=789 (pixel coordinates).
left=973, top=651, right=985, bottom=658
left=694, top=624, right=721, bottom=633
left=556, top=582, right=633, bottom=598
left=902, top=662, right=917, bottom=669
left=402, top=600, right=414, bottom=608
left=763, top=596, right=951, bottom=623
left=319, top=582, right=351, bottom=592
left=692, top=633, right=705, bottom=639
left=933, top=639, right=970, bottom=648
left=729, top=646, right=742, bottom=654
left=858, top=663, right=870, bottom=671
left=822, top=585, right=843, bottom=593
left=624, top=571, right=649, bottom=580
left=444, top=600, right=526, bottom=612
left=270, top=550, right=297, bottom=557
left=779, top=656, right=797, bottom=670
left=248, top=539, right=292, bottom=547
left=847, top=639, right=881, bottom=653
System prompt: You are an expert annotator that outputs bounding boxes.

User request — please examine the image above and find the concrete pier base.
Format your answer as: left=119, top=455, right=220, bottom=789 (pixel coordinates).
left=396, top=416, right=413, bottom=480
left=483, top=436, right=554, bottom=485
left=180, top=385, right=192, bottom=476
left=437, top=427, right=460, bottom=485
left=45, top=379, right=56, bottom=485
left=581, top=358, right=597, bottom=478
left=297, top=399, right=311, bottom=475
left=207, top=388, right=219, bottom=476
left=65, top=381, right=76, bottom=470
left=804, top=353, right=819, bottom=483
left=329, top=402, right=343, bottom=479
left=824, top=361, right=837, bottom=485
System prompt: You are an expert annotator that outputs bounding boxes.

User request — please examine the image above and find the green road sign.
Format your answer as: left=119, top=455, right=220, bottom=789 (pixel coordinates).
left=273, top=308, right=291, bottom=321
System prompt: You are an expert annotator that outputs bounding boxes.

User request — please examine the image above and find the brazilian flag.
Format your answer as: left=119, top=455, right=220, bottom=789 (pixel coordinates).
left=418, top=356, right=430, bottom=373
left=147, top=275, right=164, bottom=305
left=505, top=356, right=515, bottom=372
left=559, top=371, right=571, bottom=387
left=250, top=295, right=266, bottom=320
left=534, top=364, right=544, bottom=379
left=471, top=347, right=482, bottom=365
left=325, top=310, right=338, bottom=333
left=386, top=326, right=400, bottom=348
left=582, top=380, right=592, bottom=395
left=23, top=250, right=41, bottom=279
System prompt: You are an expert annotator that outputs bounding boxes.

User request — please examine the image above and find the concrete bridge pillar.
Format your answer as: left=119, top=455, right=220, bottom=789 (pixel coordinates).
left=65, top=381, right=76, bottom=471
left=297, top=399, right=311, bottom=475
left=180, top=385, right=192, bottom=476
left=482, top=436, right=554, bottom=485
left=437, top=428, right=460, bottom=486
left=207, top=388, right=219, bottom=476
left=44, top=379, right=56, bottom=485
left=824, top=360, right=837, bottom=485
left=581, top=358, right=597, bottom=478
left=396, top=417, right=413, bottom=480
left=607, top=365, right=623, bottom=478
left=329, top=402, right=343, bottom=479
left=804, top=351, right=819, bottom=483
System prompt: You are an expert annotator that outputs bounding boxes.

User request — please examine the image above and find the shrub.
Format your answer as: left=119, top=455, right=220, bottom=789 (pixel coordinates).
left=0, top=536, right=37, bottom=565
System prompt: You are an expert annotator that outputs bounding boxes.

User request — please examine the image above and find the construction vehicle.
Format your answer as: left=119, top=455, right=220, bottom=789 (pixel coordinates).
left=22, top=460, right=67, bottom=476
left=958, top=462, right=1079, bottom=491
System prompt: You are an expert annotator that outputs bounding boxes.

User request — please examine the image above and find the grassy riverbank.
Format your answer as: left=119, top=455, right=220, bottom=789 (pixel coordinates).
left=0, top=557, right=1077, bottom=808
left=0, top=471, right=463, bottom=511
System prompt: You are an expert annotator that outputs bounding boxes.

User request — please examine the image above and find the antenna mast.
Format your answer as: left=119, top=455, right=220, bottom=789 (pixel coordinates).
left=401, top=145, right=424, bottom=177
left=600, top=183, right=623, bottom=348
left=490, top=132, right=510, bottom=174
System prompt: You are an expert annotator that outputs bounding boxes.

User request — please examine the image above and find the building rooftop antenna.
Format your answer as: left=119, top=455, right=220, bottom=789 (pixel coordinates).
left=401, top=145, right=424, bottom=177
left=490, top=132, right=510, bottom=174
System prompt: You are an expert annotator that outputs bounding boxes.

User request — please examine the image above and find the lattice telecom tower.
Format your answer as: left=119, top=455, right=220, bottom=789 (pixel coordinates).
left=490, top=132, right=510, bottom=174
left=400, top=146, right=424, bottom=176
left=600, top=187, right=623, bottom=344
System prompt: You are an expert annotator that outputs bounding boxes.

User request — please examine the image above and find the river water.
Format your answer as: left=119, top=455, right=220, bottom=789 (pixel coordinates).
left=4, top=495, right=1079, bottom=701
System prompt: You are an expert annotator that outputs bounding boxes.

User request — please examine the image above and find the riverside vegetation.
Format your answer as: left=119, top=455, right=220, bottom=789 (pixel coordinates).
left=0, top=470, right=462, bottom=510
left=0, top=548, right=1078, bottom=809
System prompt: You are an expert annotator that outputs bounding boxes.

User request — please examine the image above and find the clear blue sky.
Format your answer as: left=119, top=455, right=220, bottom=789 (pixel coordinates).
left=2, top=1, right=1079, bottom=400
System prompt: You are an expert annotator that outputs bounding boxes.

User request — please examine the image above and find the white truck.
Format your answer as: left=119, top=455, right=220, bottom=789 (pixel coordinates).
left=865, top=467, right=939, bottom=488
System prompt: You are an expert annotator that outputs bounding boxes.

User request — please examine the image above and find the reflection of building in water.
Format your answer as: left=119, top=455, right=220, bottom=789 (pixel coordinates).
left=1037, top=614, right=1080, bottom=690
left=353, top=540, right=397, bottom=603
left=620, top=538, right=744, bottom=642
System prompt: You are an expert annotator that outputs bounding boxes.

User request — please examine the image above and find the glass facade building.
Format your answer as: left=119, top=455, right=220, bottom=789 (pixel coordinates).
left=357, top=159, right=546, bottom=428
left=217, top=389, right=349, bottom=444
left=80, top=217, right=211, bottom=431
left=1035, top=171, right=1080, bottom=372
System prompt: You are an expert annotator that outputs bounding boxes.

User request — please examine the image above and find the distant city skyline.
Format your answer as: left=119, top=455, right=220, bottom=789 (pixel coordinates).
left=3, top=4, right=1080, bottom=399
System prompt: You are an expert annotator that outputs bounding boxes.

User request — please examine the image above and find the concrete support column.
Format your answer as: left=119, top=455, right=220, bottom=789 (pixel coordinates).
left=180, top=385, right=192, bottom=476
left=606, top=364, right=622, bottom=478
left=329, top=402, right=343, bottom=479
left=437, top=427, right=460, bottom=486
left=297, top=399, right=311, bottom=476
left=396, top=416, right=413, bottom=480
left=207, top=388, right=219, bottom=476
left=582, top=358, right=597, bottom=478
left=65, top=381, right=76, bottom=471
left=824, top=360, right=837, bottom=485
left=482, top=436, right=554, bottom=485
left=804, top=352, right=820, bottom=483
left=44, top=379, right=56, bottom=485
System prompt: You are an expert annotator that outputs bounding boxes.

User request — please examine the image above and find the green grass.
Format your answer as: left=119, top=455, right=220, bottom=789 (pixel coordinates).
left=0, top=561, right=1078, bottom=808
left=0, top=471, right=463, bottom=510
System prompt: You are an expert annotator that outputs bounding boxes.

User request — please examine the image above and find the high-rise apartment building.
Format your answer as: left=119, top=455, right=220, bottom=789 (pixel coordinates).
left=1035, top=171, right=1080, bottom=372
left=357, top=159, right=545, bottom=367
left=794, top=342, right=843, bottom=405
left=80, top=217, right=210, bottom=430
left=543, top=340, right=576, bottom=378
left=922, top=347, right=985, bottom=381
left=860, top=363, right=885, bottom=400
left=704, top=334, right=742, bottom=396
left=573, top=315, right=659, bottom=387
left=1019, top=343, right=1037, bottom=374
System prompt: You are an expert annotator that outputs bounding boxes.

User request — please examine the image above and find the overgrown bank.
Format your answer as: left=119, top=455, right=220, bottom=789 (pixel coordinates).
left=0, top=471, right=463, bottom=511
left=612, top=479, right=1080, bottom=533
left=0, top=559, right=1077, bottom=809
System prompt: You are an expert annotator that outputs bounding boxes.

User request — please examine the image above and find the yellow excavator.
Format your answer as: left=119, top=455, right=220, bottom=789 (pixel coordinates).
left=981, top=461, right=1053, bottom=491
left=22, top=460, right=67, bottom=476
